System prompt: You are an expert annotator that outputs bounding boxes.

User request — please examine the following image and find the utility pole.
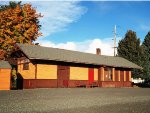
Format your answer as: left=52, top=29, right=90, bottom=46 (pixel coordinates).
left=114, top=25, right=117, bottom=56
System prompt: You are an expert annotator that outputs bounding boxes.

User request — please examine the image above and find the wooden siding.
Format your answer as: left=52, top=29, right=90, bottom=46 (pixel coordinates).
left=126, top=71, right=130, bottom=82
left=120, top=70, right=124, bottom=81
left=129, top=71, right=131, bottom=81
left=98, top=68, right=101, bottom=81
left=16, top=57, right=133, bottom=88
left=0, top=69, right=11, bottom=90
left=68, top=80, right=88, bottom=87
left=57, top=66, right=69, bottom=88
left=70, top=66, right=88, bottom=80
left=37, top=64, right=57, bottom=79
left=118, top=70, right=120, bottom=81
left=18, top=63, right=35, bottom=79
left=104, top=69, right=108, bottom=81
left=115, top=69, right=119, bottom=81
left=99, top=67, right=104, bottom=81
left=99, top=81, right=132, bottom=87
left=112, top=68, right=115, bottom=81
left=23, top=79, right=57, bottom=88
left=104, top=67, right=112, bottom=81
left=94, top=68, right=98, bottom=81
left=88, top=68, right=94, bottom=84
left=124, top=71, right=126, bottom=81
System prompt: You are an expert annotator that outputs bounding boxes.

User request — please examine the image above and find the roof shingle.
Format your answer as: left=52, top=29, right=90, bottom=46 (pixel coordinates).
left=17, top=44, right=142, bottom=69
left=0, top=61, right=11, bottom=69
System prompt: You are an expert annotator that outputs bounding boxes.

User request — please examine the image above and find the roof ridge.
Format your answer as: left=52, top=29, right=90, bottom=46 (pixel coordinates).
left=16, top=43, right=117, bottom=58
left=16, top=43, right=142, bottom=69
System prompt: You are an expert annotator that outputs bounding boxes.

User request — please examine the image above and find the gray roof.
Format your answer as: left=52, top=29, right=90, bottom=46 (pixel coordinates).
left=16, top=44, right=142, bottom=69
left=0, top=61, right=11, bottom=69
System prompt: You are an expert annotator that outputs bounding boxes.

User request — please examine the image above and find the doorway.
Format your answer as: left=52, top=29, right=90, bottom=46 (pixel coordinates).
left=57, top=65, right=69, bottom=88
left=88, top=68, right=94, bottom=84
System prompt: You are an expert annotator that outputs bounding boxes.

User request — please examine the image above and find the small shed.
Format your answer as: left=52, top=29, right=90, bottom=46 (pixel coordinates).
left=0, top=60, right=11, bottom=90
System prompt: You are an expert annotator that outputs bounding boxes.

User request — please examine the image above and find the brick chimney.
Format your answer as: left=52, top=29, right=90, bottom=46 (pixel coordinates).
left=96, top=48, right=101, bottom=55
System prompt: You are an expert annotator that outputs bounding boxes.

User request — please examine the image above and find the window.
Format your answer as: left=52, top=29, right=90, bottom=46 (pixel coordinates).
left=104, top=67, right=112, bottom=80
left=108, top=68, right=112, bottom=80
left=23, top=63, right=29, bottom=70
left=23, top=58, right=29, bottom=70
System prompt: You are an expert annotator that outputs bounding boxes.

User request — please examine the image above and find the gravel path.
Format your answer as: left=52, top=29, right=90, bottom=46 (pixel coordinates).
left=0, top=88, right=150, bottom=113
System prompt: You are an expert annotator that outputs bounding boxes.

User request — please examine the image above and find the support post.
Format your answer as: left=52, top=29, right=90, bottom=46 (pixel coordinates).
left=112, top=68, right=115, bottom=81
left=118, top=70, right=120, bottom=81
left=124, top=71, right=126, bottom=81
left=101, top=67, right=104, bottom=81
left=129, top=71, right=131, bottom=81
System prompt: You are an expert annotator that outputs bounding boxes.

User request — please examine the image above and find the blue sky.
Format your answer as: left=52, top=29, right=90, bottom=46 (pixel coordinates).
left=1, top=1, right=150, bottom=55
left=45, top=1, right=150, bottom=43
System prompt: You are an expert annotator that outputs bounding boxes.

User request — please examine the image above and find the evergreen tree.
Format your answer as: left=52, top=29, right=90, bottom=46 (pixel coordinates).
left=142, top=31, right=150, bottom=80
left=0, top=1, right=22, bottom=11
left=117, top=30, right=143, bottom=78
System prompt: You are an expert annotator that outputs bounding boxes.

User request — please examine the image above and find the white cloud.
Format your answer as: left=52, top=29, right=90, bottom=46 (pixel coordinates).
left=37, top=38, right=118, bottom=56
left=37, top=40, right=76, bottom=51
left=140, top=24, right=150, bottom=31
left=85, top=39, right=114, bottom=55
left=25, top=1, right=87, bottom=37
left=1, top=1, right=86, bottom=37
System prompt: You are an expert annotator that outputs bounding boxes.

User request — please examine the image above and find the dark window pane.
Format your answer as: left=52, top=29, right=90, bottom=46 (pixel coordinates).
left=104, top=67, right=112, bottom=80
left=23, top=63, right=29, bottom=70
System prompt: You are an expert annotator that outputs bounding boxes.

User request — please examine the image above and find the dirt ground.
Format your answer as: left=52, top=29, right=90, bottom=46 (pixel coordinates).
left=0, top=88, right=150, bottom=113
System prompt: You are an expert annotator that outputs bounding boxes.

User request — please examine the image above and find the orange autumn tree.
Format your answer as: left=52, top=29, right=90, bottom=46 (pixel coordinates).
left=0, top=2, right=42, bottom=59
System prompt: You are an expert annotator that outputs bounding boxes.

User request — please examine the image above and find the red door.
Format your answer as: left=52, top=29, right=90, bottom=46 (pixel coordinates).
left=88, top=68, right=94, bottom=84
left=57, top=66, right=69, bottom=88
